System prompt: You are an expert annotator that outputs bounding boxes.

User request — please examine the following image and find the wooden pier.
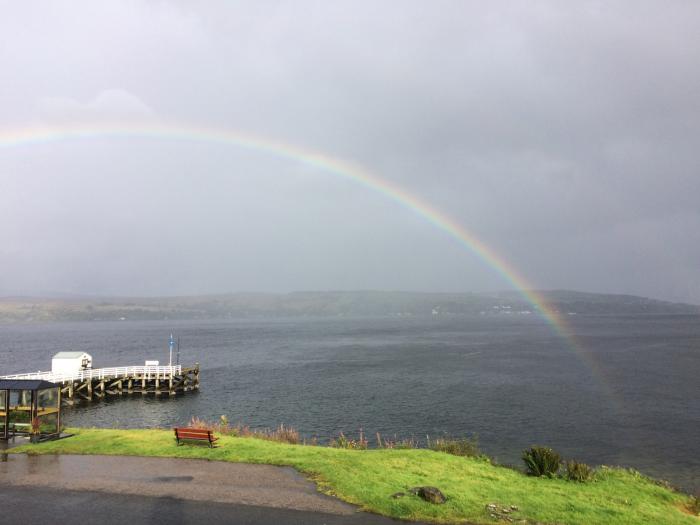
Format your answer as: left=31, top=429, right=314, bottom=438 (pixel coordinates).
left=0, top=364, right=200, bottom=405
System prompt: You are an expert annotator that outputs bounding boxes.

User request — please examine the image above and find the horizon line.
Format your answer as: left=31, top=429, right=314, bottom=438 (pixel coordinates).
left=0, top=288, right=694, bottom=306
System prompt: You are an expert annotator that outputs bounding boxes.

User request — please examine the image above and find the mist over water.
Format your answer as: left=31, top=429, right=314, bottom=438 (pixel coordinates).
left=1, top=314, right=698, bottom=492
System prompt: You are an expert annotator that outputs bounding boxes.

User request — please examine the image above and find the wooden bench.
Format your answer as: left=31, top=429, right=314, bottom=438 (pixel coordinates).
left=174, top=427, right=219, bottom=448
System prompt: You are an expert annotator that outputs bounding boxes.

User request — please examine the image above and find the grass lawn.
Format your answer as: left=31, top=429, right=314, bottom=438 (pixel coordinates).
left=11, top=428, right=698, bottom=525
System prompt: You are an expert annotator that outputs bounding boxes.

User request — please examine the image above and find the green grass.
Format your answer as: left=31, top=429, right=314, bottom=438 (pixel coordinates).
left=11, top=428, right=698, bottom=525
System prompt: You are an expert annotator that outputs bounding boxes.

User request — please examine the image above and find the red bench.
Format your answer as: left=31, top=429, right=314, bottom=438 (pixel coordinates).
left=174, top=427, right=219, bottom=448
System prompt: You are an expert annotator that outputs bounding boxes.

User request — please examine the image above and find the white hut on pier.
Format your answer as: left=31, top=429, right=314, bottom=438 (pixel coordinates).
left=51, top=351, right=92, bottom=375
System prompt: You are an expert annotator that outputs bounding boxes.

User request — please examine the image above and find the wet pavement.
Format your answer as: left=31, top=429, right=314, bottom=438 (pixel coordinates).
left=0, top=454, right=354, bottom=514
left=0, top=435, right=31, bottom=450
left=0, top=454, right=425, bottom=524
left=0, top=485, right=418, bottom=525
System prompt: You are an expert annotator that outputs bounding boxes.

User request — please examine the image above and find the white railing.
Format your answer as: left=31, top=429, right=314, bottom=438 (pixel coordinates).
left=0, top=365, right=182, bottom=384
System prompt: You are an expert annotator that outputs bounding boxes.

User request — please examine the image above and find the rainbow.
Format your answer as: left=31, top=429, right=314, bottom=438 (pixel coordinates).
left=1, top=120, right=622, bottom=405
left=1, top=121, right=569, bottom=327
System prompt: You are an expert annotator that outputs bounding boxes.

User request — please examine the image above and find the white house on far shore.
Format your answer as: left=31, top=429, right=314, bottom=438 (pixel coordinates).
left=51, top=351, right=92, bottom=374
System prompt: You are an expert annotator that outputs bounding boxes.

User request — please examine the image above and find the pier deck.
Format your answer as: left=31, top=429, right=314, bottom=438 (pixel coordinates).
left=0, top=365, right=199, bottom=405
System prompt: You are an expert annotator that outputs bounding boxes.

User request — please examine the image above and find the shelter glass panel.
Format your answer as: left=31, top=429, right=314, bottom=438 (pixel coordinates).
left=8, top=389, right=32, bottom=432
left=38, top=388, right=59, bottom=413
left=37, top=387, right=60, bottom=435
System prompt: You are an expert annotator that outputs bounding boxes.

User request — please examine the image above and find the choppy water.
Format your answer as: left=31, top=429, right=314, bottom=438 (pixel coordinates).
left=1, top=314, right=698, bottom=492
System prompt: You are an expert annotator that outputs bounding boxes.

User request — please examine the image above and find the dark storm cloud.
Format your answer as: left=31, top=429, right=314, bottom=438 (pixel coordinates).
left=0, top=1, right=698, bottom=302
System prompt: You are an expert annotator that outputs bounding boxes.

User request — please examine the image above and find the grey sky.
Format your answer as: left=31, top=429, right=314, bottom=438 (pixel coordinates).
left=1, top=1, right=699, bottom=302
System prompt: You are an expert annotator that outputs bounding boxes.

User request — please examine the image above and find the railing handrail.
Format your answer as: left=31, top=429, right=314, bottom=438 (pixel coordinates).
left=0, top=365, right=183, bottom=383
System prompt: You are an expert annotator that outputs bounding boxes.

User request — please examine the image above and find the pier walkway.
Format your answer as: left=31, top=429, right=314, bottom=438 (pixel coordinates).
left=0, top=364, right=200, bottom=404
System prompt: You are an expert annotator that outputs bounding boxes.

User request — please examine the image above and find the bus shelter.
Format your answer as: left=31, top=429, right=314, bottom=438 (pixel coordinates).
left=0, top=379, right=61, bottom=441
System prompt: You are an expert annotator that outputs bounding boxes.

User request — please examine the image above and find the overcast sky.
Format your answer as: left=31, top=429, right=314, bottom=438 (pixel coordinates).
left=1, top=1, right=699, bottom=302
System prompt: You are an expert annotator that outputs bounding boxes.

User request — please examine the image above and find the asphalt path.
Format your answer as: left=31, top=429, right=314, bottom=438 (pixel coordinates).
left=0, top=485, right=418, bottom=525
left=0, top=454, right=429, bottom=524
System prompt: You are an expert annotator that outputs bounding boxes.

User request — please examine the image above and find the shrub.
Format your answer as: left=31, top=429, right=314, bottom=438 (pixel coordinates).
left=429, top=435, right=481, bottom=457
left=522, top=446, right=561, bottom=477
left=565, top=460, right=594, bottom=482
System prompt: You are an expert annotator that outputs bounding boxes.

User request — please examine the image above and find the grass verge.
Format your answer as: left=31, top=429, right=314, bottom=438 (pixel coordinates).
left=10, top=428, right=698, bottom=525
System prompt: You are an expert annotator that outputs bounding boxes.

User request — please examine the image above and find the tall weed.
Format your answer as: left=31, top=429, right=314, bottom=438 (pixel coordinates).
left=565, top=460, right=594, bottom=482
left=428, top=435, right=480, bottom=457
left=376, top=432, right=417, bottom=449
left=187, top=416, right=299, bottom=444
left=331, top=430, right=368, bottom=450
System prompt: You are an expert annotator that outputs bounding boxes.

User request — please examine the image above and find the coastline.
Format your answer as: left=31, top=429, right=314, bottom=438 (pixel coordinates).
left=7, top=428, right=698, bottom=525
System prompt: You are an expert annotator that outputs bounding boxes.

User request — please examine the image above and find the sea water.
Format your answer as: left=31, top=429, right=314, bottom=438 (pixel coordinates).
left=0, top=314, right=698, bottom=492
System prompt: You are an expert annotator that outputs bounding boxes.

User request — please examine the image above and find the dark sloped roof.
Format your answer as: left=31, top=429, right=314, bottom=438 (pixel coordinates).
left=0, top=379, right=58, bottom=390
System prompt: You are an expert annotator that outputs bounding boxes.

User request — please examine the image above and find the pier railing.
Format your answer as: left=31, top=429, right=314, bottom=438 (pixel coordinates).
left=0, top=365, right=183, bottom=384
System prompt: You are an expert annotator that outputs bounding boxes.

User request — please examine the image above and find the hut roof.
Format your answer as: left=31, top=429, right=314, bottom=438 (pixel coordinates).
left=53, top=351, right=88, bottom=359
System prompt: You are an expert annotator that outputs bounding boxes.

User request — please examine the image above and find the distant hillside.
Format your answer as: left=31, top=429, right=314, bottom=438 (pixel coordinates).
left=0, top=290, right=697, bottom=323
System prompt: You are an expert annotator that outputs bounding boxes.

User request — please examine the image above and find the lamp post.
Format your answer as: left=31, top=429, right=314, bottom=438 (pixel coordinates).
left=169, top=333, right=175, bottom=369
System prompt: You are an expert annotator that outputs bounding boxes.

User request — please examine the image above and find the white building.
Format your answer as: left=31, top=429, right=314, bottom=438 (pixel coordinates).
left=51, top=351, right=93, bottom=375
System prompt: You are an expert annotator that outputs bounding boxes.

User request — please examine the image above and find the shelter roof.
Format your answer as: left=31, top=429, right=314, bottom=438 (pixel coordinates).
left=0, top=379, right=58, bottom=390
